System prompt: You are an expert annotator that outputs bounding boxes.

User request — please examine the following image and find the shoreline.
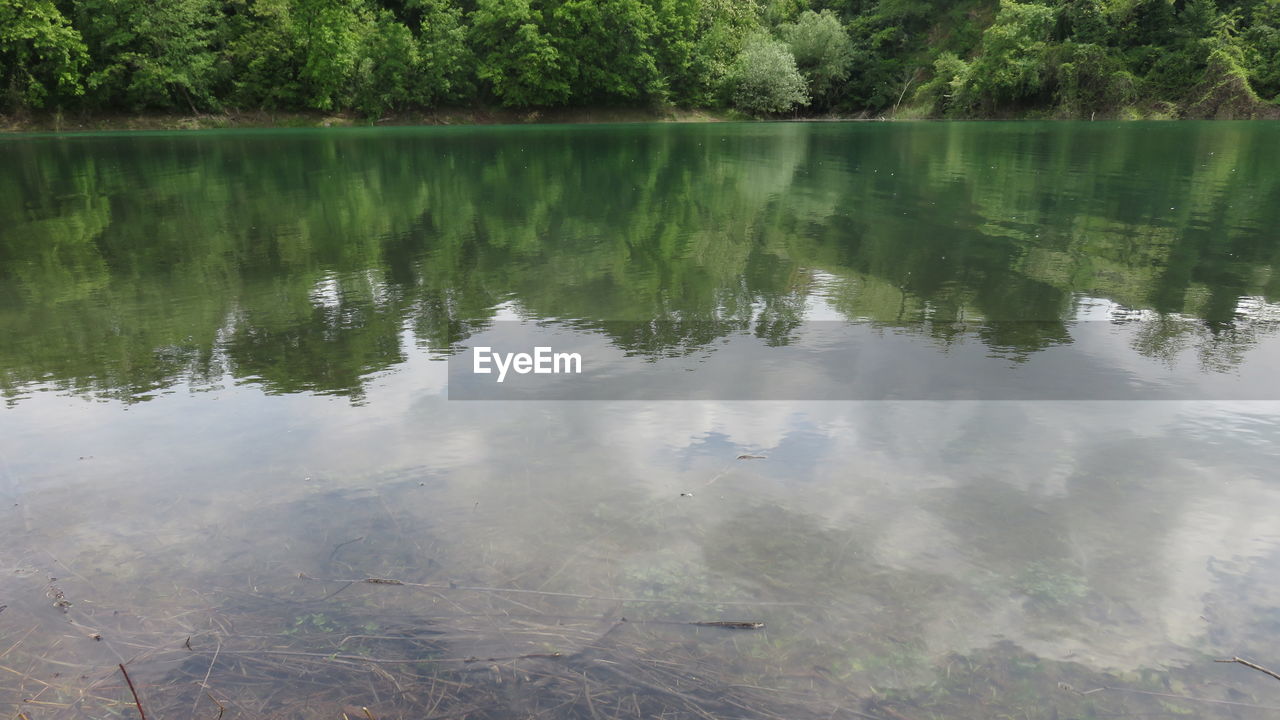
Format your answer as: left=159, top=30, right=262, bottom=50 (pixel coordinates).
left=0, top=107, right=739, bottom=134
left=4, top=105, right=1278, bottom=135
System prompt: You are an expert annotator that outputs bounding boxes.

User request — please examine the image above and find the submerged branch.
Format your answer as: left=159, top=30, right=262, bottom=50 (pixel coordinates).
left=208, top=648, right=564, bottom=665
left=297, top=573, right=824, bottom=608
left=1214, top=656, right=1280, bottom=682
left=1077, top=685, right=1280, bottom=710
left=118, top=663, right=148, bottom=720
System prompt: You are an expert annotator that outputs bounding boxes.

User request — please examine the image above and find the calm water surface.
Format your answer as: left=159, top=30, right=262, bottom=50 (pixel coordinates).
left=2, top=122, right=1280, bottom=718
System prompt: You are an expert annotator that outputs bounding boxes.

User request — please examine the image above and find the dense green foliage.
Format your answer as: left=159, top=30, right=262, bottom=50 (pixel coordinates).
left=2, top=0, right=1279, bottom=118
left=779, top=10, right=852, bottom=107
left=725, top=31, right=808, bottom=112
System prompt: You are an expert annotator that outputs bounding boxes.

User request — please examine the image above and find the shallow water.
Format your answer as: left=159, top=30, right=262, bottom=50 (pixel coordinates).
left=3, top=122, right=1280, bottom=718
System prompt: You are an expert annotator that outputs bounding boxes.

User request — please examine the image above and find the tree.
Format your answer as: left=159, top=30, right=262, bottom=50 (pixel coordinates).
left=914, top=51, right=970, bottom=116
left=779, top=10, right=854, bottom=108
left=293, top=0, right=366, bottom=110
left=549, top=0, right=663, bottom=102
left=73, top=0, right=220, bottom=111
left=352, top=9, right=420, bottom=117
left=1243, top=0, right=1280, bottom=100
left=959, top=0, right=1059, bottom=113
left=686, top=0, right=764, bottom=105
left=4, top=0, right=1280, bottom=119
left=725, top=32, right=808, bottom=115
left=469, top=0, right=570, bottom=106
left=652, top=0, right=701, bottom=105
left=412, top=0, right=473, bottom=104
left=0, top=0, right=87, bottom=110
left=224, top=0, right=305, bottom=108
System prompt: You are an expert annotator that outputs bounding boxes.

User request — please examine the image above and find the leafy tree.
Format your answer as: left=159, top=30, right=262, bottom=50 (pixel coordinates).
left=914, top=50, right=969, bottom=116
left=842, top=14, right=913, bottom=111
left=1242, top=0, right=1280, bottom=100
left=1185, top=2, right=1266, bottom=116
left=725, top=31, right=808, bottom=114
left=652, top=0, right=702, bottom=104
left=1134, top=0, right=1214, bottom=98
left=763, top=0, right=807, bottom=26
left=224, top=0, right=306, bottom=108
left=1060, top=0, right=1111, bottom=46
left=549, top=0, right=663, bottom=102
left=293, top=0, right=366, bottom=110
left=72, top=0, right=220, bottom=111
left=4, top=0, right=1280, bottom=120
left=687, top=0, right=764, bottom=105
left=412, top=0, right=473, bottom=104
left=0, top=0, right=87, bottom=110
left=958, top=0, right=1059, bottom=113
left=469, top=0, right=569, bottom=106
left=779, top=9, right=853, bottom=108
left=352, top=10, right=420, bottom=117
left=1052, top=42, right=1136, bottom=116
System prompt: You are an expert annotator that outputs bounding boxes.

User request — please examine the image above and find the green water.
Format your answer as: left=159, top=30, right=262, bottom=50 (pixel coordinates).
left=2, top=122, right=1280, bottom=718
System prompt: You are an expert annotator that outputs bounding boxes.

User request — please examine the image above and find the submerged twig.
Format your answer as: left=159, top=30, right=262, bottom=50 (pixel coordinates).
left=0, top=626, right=37, bottom=661
left=703, top=452, right=766, bottom=488
left=209, top=648, right=560, bottom=665
left=329, top=536, right=366, bottom=565
left=192, top=640, right=221, bottom=717
left=1077, top=685, right=1280, bottom=710
left=1215, top=656, right=1280, bottom=682
left=298, top=573, right=823, bottom=608
left=465, top=652, right=563, bottom=663
left=205, top=691, right=225, bottom=720
left=118, top=663, right=148, bottom=720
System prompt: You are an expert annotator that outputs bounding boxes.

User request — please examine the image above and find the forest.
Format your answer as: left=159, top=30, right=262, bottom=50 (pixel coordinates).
left=1, top=0, right=1279, bottom=120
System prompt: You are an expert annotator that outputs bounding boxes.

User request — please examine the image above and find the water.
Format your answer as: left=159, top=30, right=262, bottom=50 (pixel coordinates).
left=2, top=121, right=1280, bottom=718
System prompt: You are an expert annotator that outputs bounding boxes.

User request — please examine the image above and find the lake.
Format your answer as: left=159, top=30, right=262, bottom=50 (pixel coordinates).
left=2, top=121, right=1280, bottom=719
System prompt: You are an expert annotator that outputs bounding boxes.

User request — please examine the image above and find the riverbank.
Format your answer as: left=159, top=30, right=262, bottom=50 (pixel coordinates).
left=0, top=107, right=740, bottom=134
left=4, top=102, right=1277, bottom=134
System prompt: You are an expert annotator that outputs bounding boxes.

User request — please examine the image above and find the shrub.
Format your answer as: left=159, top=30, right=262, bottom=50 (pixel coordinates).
left=914, top=51, right=971, bottom=117
left=778, top=10, right=853, bottom=109
left=962, top=0, right=1058, bottom=112
left=725, top=32, right=808, bottom=115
